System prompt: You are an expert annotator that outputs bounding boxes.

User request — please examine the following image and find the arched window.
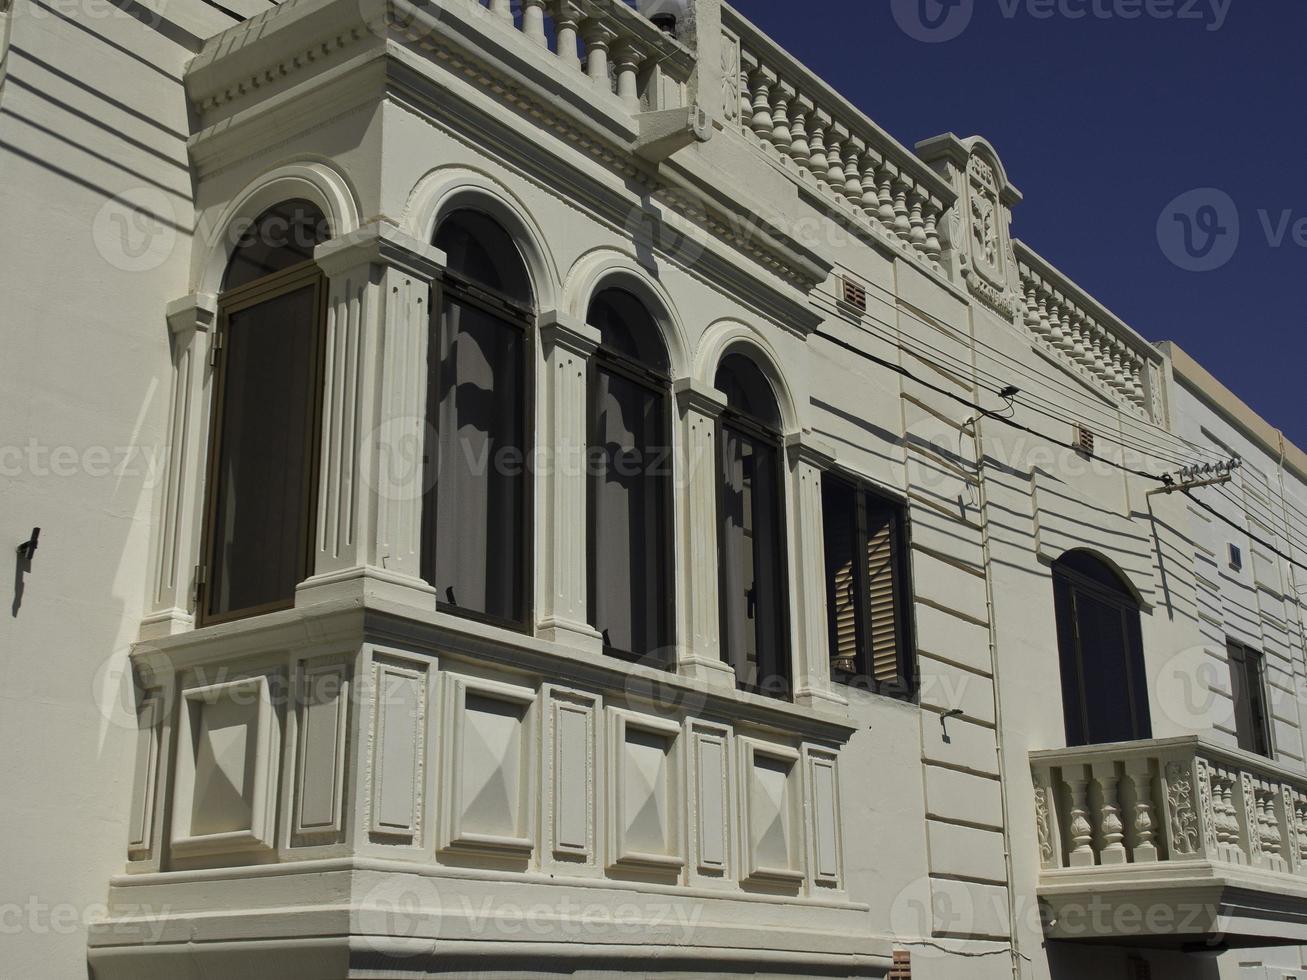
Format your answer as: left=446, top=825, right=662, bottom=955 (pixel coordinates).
left=715, top=353, right=789, bottom=697
left=422, top=210, right=533, bottom=628
left=199, top=200, right=330, bottom=625
left=1053, top=551, right=1151, bottom=746
left=587, top=288, right=673, bottom=663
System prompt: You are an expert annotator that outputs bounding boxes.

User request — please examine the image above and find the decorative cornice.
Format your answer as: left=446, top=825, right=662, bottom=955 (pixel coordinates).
left=673, top=377, right=728, bottom=419
left=537, top=309, right=601, bottom=358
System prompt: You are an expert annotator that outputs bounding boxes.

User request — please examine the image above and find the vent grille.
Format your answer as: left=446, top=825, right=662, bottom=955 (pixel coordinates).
left=841, top=277, right=867, bottom=312
left=1075, top=423, right=1095, bottom=455
left=890, top=950, right=911, bottom=979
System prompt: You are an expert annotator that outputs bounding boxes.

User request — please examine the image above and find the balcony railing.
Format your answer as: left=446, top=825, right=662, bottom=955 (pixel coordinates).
left=1015, top=241, right=1166, bottom=423
left=720, top=4, right=955, bottom=277
left=1030, top=737, right=1307, bottom=945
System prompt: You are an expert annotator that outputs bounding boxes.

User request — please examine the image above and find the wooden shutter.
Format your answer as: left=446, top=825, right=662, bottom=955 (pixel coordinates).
left=822, top=478, right=859, bottom=674
left=864, top=502, right=901, bottom=685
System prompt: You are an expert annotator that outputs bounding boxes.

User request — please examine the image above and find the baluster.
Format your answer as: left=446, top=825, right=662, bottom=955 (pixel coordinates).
left=1072, top=311, right=1097, bottom=371
left=770, top=82, right=795, bottom=161
left=924, top=199, right=943, bottom=266
left=1023, top=282, right=1044, bottom=338
left=858, top=150, right=881, bottom=216
left=581, top=19, right=615, bottom=92
left=1127, top=352, right=1147, bottom=406
left=825, top=125, right=848, bottom=193
left=789, top=97, right=813, bottom=172
left=549, top=1, right=583, bottom=71
left=892, top=177, right=912, bottom=243
left=875, top=161, right=897, bottom=230
left=1066, top=769, right=1096, bottom=867
left=1093, top=761, right=1128, bottom=866
left=522, top=0, right=548, bottom=46
left=1034, top=290, right=1055, bottom=344
left=1056, top=304, right=1078, bottom=358
left=613, top=41, right=645, bottom=111
left=1125, top=758, right=1158, bottom=862
left=1217, top=771, right=1240, bottom=851
left=806, top=111, right=830, bottom=180
left=1260, top=785, right=1283, bottom=862
left=843, top=141, right=865, bottom=204
left=748, top=66, right=774, bottom=146
left=908, top=187, right=928, bottom=250
left=1092, top=324, right=1114, bottom=381
left=1107, top=341, right=1129, bottom=394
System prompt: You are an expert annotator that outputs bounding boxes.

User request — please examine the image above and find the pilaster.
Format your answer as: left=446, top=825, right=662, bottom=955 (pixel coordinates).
left=536, top=309, right=604, bottom=653
left=139, top=293, right=217, bottom=641
left=297, top=222, right=444, bottom=609
left=785, top=432, right=846, bottom=711
left=673, top=378, right=735, bottom=690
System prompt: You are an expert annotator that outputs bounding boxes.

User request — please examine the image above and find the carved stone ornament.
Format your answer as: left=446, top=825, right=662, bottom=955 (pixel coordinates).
left=721, top=32, right=742, bottom=124
left=1034, top=777, right=1055, bottom=868
left=1165, top=761, right=1199, bottom=856
left=1196, top=759, right=1218, bottom=855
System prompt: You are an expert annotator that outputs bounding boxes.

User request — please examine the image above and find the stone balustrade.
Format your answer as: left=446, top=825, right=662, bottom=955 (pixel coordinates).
left=467, top=0, right=694, bottom=112
left=1016, top=241, right=1165, bottom=423
left=721, top=6, right=954, bottom=276
left=1031, top=737, right=1307, bottom=876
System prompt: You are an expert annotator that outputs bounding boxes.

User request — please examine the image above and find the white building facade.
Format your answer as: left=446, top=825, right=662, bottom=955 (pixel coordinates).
left=2, top=1, right=1307, bottom=978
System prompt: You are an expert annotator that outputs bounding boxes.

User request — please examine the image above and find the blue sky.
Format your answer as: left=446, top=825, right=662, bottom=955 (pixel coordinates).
left=733, top=0, right=1307, bottom=447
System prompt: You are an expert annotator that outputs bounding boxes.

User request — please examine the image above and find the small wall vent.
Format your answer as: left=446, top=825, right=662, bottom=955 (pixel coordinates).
left=1074, top=423, right=1095, bottom=456
left=841, top=277, right=867, bottom=312
left=890, top=950, right=911, bottom=979
left=1229, top=543, right=1244, bottom=571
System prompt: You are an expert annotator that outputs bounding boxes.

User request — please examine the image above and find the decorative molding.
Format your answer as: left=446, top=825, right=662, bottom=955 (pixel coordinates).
left=1164, top=761, right=1199, bottom=856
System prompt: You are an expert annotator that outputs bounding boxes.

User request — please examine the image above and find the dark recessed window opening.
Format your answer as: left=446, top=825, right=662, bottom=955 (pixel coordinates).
left=821, top=473, right=916, bottom=699
left=199, top=200, right=330, bottom=627
left=422, top=210, right=534, bottom=629
left=586, top=289, right=674, bottom=665
left=1228, top=639, right=1272, bottom=757
left=715, top=353, right=789, bottom=699
left=1052, top=550, right=1151, bottom=746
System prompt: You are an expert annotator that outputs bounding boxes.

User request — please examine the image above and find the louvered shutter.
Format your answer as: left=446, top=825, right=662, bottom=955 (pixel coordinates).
left=864, top=503, right=901, bottom=685
left=822, top=478, right=859, bottom=674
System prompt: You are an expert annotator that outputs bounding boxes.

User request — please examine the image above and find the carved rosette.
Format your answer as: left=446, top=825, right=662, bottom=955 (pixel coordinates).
left=721, top=31, right=742, bottom=125
left=1165, top=761, right=1199, bottom=856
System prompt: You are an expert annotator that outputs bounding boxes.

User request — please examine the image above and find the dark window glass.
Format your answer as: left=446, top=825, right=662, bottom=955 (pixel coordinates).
left=422, top=211, right=532, bottom=627
left=200, top=201, right=329, bottom=626
left=1052, top=551, right=1151, bottom=746
left=205, top=280, right=323, bottom=623
left=1229, top=640, right=1272, bottom=757
left=222, top=200, right=329, bottom=292
left=821, top=474, right=915, bottom=698
left=715, top=354, right=789, bottom=698
left=587, top=290, right=672, bottom=663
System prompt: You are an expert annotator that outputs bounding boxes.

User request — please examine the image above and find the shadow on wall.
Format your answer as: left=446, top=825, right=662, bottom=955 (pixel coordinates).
left=1047, top=943, right=1224, bottom=980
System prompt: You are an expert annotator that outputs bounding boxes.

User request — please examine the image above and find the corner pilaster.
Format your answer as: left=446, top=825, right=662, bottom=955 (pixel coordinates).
left=297, top=222, right=444, bottom=609
left=139, top=293, right=218, bottom=641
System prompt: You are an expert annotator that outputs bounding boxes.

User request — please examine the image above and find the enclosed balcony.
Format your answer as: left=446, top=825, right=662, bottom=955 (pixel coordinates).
left=1030, top=736, right=1307, bottom=949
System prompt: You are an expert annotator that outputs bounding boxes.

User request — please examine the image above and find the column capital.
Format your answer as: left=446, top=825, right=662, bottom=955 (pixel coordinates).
left=313, top=221, right=446, bottom=281
left=165, top=292, right=217, bottom=335
left=673, top=377, right=727, bottom=418
left=538, top=309, right=601, bottom=358
left=784, top=430, right=836, bottom=470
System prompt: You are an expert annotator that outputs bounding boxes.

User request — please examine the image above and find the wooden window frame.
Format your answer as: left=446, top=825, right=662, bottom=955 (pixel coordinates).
left=821, top=472, right=918, bottom=701
left=196, top=261, right=328, bottom=628
left=716, top=404, right=792, bottom=699
left=585, top=341, right=676, bottom=666
left=421, top=268, right=536, bottom=635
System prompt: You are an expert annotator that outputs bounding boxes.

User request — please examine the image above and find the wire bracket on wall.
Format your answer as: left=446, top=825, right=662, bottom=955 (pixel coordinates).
left=1148, top=457, right=1243, bottom=496
left=15, top=527, right=39, bottom=561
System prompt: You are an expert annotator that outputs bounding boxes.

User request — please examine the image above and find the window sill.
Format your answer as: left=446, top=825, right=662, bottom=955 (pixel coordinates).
left=133, top=588, right=858, bottom=745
